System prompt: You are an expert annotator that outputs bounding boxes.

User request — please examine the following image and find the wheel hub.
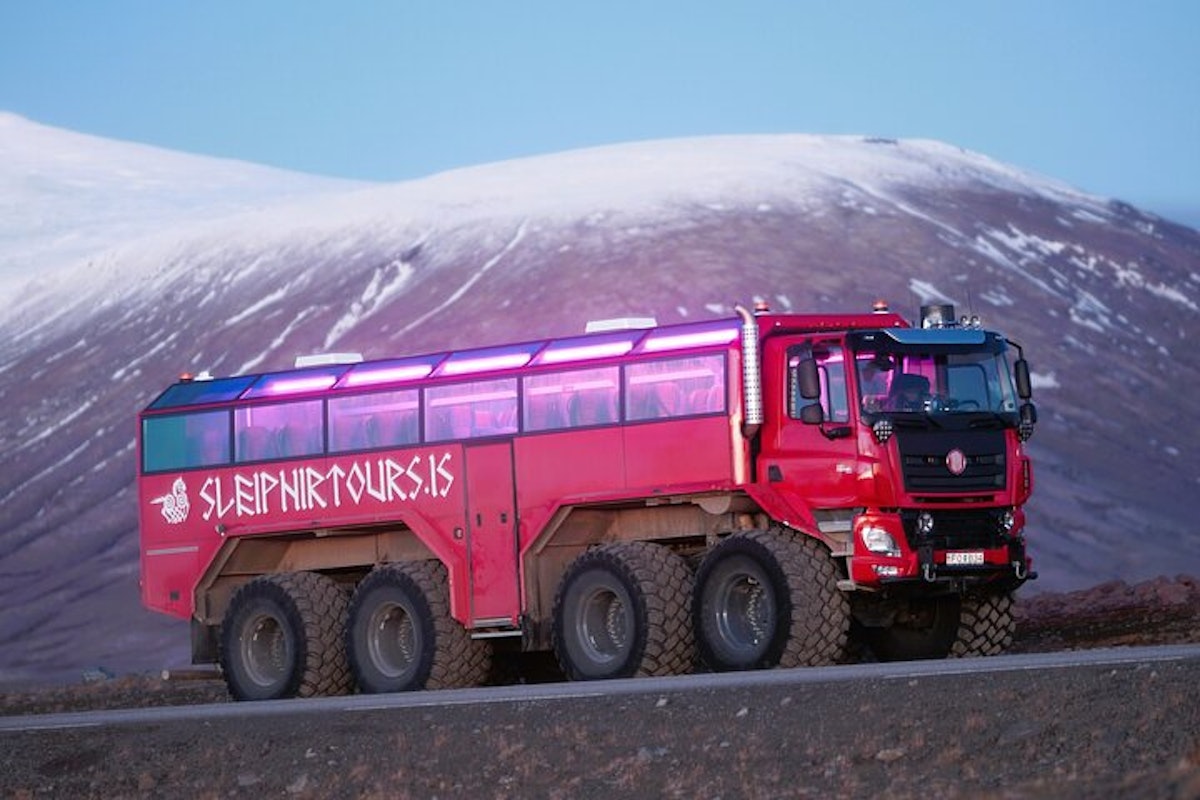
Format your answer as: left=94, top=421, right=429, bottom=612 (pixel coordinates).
left=242, top=613, right=287, bottom=688
left=368, top=602, right=417, bottom=678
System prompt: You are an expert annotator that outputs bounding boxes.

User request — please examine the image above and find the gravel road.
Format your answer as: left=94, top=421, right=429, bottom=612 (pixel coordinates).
left=3, top=576, right=1199, bottom=799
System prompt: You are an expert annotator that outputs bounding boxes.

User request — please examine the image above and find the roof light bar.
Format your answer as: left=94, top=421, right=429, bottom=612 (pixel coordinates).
left=342, top=363, right=434, bottom=388
left=539, top=339, right=636, bottom=365
left=260, top=375, right=339, bottom=396
left=641, top=324, right=739, bottom=353
left=440, top=351, right=534, bottom=376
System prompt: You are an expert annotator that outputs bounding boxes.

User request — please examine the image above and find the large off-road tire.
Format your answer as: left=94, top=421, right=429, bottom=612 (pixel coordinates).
left=552, top=542, right=694, bottom=681
left=219, top=571, right=353, bottom=701
left=346, top=561, right=490, bottom=693
left=863, top=595, right=961, bottom=662
left=693, top=529, right=850, bottom=671
left=950, top=590, right=1016, bottom=657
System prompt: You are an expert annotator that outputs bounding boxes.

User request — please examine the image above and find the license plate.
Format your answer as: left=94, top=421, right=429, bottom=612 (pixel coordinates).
left=945, top=550, right=985, bottom=566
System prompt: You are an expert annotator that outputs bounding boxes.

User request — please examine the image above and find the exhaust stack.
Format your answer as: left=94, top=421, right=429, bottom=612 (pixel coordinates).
left=734, top=303, right=763, bottom=438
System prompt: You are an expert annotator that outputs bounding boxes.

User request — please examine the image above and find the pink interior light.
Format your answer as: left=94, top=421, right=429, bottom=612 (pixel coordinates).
left=440, top=352, right=533, bottom=376
left=343, top=364, right=434, bottom=387
left=539, top=340, right=635, bottom=364
left=642, top=326, right=739, bottom=353
left=262, top=375, right=338, bottom=395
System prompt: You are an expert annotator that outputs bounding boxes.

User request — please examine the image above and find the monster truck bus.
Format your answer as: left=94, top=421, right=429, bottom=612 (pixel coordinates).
left=137, top=301, right=1037, bottom=700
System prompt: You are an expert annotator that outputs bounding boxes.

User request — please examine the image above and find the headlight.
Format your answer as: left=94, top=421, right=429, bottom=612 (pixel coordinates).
left=872, top=418, right=894, bottom=443
left=862, top=525, right=901, bottom=557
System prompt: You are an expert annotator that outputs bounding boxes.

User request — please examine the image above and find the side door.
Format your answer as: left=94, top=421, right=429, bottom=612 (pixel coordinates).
left=760, top=336, right=862, bottom=510
left=463, top=441, right=520, bottom=626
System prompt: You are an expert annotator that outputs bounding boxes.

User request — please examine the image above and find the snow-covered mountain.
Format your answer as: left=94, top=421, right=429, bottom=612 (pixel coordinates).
left=1, top=116, right=1198, bottom=685
left=0, top=112, right=363, bottom=295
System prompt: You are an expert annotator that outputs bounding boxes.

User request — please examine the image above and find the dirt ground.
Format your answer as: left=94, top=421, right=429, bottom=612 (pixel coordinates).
left=2, top=575, right=1199, bottom=798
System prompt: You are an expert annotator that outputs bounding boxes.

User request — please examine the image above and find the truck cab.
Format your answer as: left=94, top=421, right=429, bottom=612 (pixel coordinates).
left=748, top=304, right=1036, bottom=660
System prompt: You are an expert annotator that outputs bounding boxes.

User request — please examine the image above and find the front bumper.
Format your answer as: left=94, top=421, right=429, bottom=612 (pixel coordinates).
left=848, top=509, right=1035, bottom=590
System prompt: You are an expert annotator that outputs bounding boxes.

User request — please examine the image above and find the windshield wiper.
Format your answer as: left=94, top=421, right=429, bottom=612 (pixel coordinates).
left=885, top=412, right=939, bottom=430
left=967, top=412, right=1009, bottom=429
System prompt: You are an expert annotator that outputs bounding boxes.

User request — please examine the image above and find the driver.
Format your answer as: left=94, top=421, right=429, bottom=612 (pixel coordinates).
left=886, top=373, right=930, bottom=411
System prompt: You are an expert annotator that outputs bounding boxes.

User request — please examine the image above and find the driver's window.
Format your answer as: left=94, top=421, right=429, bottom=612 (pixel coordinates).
left=789, top=342, right=849, bottom=423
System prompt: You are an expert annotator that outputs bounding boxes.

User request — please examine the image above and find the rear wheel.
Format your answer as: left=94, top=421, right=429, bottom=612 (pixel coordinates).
left=219, top=571, right=352, bottom=701
left=346, top=561, right=490, bottom=693
left=863, top=595, right=961, bottom=661
left=693, top=530, right=849, bottom=671
left=552, top=542, right=694, bottom=681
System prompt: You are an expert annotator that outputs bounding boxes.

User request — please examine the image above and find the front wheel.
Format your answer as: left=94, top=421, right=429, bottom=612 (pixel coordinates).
left=219, top=571, right=352, bottom=701
left=552, top=542, right=694, bottom=681
left=693, top=530, right=849, bottom=671
left=951, top=591, right=1016, bottom=657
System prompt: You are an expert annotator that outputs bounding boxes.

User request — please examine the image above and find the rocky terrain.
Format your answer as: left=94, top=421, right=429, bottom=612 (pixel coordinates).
left=2, top=576, right=1198, bottom=799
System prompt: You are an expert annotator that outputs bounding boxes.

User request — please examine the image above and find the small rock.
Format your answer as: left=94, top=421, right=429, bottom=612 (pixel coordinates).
left=875, top=748, right=906, bottom=763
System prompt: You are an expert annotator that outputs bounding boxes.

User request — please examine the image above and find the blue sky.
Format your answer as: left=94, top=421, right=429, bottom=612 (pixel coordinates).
left=2, top=1, right=1198, bottom=224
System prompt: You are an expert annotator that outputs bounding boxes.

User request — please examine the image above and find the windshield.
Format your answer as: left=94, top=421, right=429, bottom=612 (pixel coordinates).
left=855, top=349, right=1019, bottom=416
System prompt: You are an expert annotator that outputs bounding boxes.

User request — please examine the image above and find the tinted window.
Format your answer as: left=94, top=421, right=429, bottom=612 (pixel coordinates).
left=625, top=355, right=726, bottom=422
left=329, top=389, right=420, bottom=452
left=142, top=410, right=231, bottom=472
left=523, top=366, right=619, bottom=432
left=425, top=379, right=518, bottom=441
left=148, top=376, right=255, bottom=410
left=234, top=400, right=323, bottom=462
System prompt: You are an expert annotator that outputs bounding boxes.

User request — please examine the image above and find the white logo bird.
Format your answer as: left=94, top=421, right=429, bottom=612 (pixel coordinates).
left=151, top=477, right=190, bottom=525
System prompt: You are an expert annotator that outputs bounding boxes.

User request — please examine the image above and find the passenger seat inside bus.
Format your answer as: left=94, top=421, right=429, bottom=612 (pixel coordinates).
left=239, top=425, right=277, bottom=461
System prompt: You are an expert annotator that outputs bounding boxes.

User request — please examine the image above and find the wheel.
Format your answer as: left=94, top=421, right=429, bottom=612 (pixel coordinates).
left=552, top=542, right=694, bottom=681
left=951, top=591, right=1016, bottom=657
left=863, top=595, right=961, bottom=661
left=346, top=561, right=490, bottom=693
left=219, top=572, right=352, bottom=701
left=693, top=529, right=849, bottom=671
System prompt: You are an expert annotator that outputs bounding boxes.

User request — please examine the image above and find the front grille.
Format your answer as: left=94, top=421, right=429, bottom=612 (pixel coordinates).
left=900, top=509, right=1007, bottom=551
left=897, top=429, right=1006, bottom=493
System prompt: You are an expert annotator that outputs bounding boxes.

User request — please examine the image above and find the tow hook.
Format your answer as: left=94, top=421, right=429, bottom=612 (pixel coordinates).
left=922, top=563, right=937, bottom=583
left=1012, top=560, right=1027, bottom=580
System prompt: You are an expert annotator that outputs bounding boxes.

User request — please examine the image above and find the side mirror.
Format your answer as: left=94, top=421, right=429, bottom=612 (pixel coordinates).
left=1014, top=359, right=1032, bottom=400
left=800, top=403, right=824, bottom=425
left=797, top=358, right=821, bottom=400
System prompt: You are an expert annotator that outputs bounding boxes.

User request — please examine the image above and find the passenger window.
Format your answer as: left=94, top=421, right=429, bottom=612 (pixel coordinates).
left=329, top=389, right=419, bottom=452
left=235, top=400, right=323, bottom=462
left=625, top=355, right=725, bottom=422
left=946, top=364, right=989, bottom=410
left=142, top=410, right=231, bottom=472
left=425, top=379, right=518, bottom=441
left=523, top=366, right=618, bottom=432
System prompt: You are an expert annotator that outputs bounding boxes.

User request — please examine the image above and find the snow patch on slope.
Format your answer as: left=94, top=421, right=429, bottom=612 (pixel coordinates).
left=324, top=254, right=419, bottom=349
